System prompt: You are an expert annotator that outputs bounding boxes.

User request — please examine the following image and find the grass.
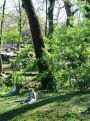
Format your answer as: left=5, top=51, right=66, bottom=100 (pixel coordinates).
left=0, top=90, right=90, bottom=121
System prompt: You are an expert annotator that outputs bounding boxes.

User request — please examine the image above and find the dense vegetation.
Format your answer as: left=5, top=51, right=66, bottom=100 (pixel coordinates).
left=0, top=0, right=90, bottom=121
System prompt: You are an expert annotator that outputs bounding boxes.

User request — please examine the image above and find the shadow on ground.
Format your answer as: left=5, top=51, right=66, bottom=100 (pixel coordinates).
left=0, top=91, right=90, bottom=121
left=0, top=92, right=27, bottom=102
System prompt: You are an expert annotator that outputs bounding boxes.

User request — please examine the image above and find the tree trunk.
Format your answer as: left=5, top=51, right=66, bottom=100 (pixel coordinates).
left=0, top=0, right=6, bottom=75
left=63, top=0, right=72, bottom=26
left=0, top=55, right=2, bottom=75
left=64, top=1, right=78, bottom=27
left=22, top=0, right=54, bottom=90
left=45, top=0, right=48, bottom=36
left=17, top=0, right=22, bottom=50
left=48, top=0, right=55, bottom=38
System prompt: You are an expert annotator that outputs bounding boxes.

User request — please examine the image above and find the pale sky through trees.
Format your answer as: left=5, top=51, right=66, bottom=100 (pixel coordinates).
left=0, top=0, right=67, bottom=23
left=0, top=0, right=18, bottom=11
left=0, top=0, right=82, bottom=24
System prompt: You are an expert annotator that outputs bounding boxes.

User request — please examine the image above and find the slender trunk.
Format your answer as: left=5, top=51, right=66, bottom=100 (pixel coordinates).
left=0, top=0, right=6, bottom=75
left=45, top=0, right=48, bottom=36
left=17, top=0, right=22, bottom=50
left=63, top=1, right=72, bottom=26
left=0, top=55, right=2, bottom=75
left=48, top=0, right=55, bottom=38
left=64, top=1, right=78, bottom=27
left=22, top=0, right=54, bottom=90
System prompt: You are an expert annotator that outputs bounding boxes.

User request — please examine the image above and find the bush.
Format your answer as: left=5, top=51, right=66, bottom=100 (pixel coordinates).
left=44, top=20, right=90, bottom=90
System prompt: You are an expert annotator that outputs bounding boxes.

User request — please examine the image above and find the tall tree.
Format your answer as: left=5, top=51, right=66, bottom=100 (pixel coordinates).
left=0, top=0, right=6, bottom=75
left=48, top=0, right=55, bottom=37
left=63, top=0, right=72, bottom=26
left=22, top=0, right=54, bottom=89
left=18, top=0, right=22, bottom=50
left=63, top=0, right=78, bottom=26
left=45, top=0, right=48, bottom=36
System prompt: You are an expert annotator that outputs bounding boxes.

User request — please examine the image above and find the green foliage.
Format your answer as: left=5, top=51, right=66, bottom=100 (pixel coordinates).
left=11, top=45, right=37, bottom=72
left=21, top=26, right=31, bottom=44
left=0, top=84, right=12, bottom=95
left=77, top=1, right=90, bottom=17
left=12, top=73, right=25, bottom=84
left=3, top=25, right=19, bottom=44
left=44, top=19, right=90, bottom=90
left=3, top=73, right=25, bottom=86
